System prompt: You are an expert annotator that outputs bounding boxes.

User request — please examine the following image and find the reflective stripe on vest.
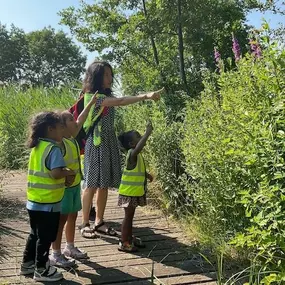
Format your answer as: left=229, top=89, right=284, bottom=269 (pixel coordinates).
left=63, top=138, right=82, bottom=187
left=80, top=154, right=84, bottom=173
left=83, top=93, right=105, bottom=146
left=27, top=140, right=65, bottom=204
left=119, top=150, right=146, bottom=197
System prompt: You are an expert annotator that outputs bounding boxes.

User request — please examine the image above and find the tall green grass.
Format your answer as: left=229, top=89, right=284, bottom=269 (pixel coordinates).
left=0, top=87, right=76, bottom=168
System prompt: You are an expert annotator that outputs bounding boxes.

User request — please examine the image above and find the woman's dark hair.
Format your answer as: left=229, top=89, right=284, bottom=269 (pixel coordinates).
left=82, top=61, right=113, bottom=96
left=27, top=111, right=61, bottom=148
left=118, top=131, right=136, bottom=150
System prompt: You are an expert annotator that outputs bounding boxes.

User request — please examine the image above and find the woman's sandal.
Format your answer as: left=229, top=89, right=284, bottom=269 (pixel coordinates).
left=94, top=221, right=118, bottom=237
left=132, top=236, right=146, bottom=248
left=78, top=223, right=97, bottom=239
left=118, top=241, right=138, bottom=253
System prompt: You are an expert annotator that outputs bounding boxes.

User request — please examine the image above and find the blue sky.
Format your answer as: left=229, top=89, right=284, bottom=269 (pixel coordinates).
left=0, top=0, right=284, bottom=67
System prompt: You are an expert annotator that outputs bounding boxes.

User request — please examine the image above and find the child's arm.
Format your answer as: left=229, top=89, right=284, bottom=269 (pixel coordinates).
left=130, top=121, right=153, bottom=160
left=50, top=168, right=75, bottom=180
left=70, top=91, right=98, bottom=138
left=46, top=146, right=76, bottom=182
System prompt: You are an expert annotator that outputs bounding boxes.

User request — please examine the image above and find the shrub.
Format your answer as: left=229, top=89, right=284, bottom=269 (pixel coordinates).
left=181, top=33, right=285, bottom=279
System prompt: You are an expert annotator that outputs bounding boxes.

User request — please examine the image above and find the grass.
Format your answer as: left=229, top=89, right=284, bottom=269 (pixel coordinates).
left=0, top=87, right=76, bottom=169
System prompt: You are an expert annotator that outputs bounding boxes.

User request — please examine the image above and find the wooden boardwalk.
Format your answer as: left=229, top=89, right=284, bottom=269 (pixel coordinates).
left=0, top=172, right=217, bottom=285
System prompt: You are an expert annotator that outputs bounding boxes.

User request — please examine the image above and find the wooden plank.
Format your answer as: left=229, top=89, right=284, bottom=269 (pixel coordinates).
left=1, top=267, right=216, bottom=285
left=0, top=250, right=206, bottom=274
left=0, top=172, right=214, bottom=285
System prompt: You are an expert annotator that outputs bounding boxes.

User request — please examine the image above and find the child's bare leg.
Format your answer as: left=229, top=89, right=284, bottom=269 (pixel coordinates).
left=64, top=212, right=88, bottom=259
left=50, top=213, right=76, bottom=267
left=121, top=206, right=136, bottom=243
left=52, top=214, right=68, bottom=251
left=66, top=212, right=77, bottom=243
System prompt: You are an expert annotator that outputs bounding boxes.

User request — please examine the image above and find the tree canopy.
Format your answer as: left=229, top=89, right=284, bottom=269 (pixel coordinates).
left=0, top=24, right=86, bottom=86
left=60, top=0, right=253, bottom=96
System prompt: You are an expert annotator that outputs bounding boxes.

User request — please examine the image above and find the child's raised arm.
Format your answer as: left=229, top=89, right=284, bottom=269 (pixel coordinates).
left=71, top=91, right=98, bottom=138
left=130, top=121, right=153, bottom=160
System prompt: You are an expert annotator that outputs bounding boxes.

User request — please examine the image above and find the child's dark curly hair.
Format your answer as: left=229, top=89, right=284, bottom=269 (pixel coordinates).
left=118, top=131, right=136, bottom=150
left=27, top=111, right=61, bottom=148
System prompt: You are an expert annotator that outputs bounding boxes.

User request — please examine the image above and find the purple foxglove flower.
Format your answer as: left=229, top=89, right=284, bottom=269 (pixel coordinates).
left=232, top=35, right=241, bottom=61
left=255, top=46, right=262, bottom=58
left=250, top=39, right=262, bottom=58
left=214, top=47, right=221, bottom=63
left=214, top=47, right=222, bottom=73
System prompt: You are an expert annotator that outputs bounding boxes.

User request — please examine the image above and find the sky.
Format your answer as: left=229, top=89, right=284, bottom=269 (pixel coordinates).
left=0, top=0, right=284, bottom=67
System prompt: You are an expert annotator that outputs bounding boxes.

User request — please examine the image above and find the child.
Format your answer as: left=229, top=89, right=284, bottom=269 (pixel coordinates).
left=50, top=93, right=98, bottom=267
left=20, top=111, right=75, bottom=282
left=117, top=121, right=154, bottom=252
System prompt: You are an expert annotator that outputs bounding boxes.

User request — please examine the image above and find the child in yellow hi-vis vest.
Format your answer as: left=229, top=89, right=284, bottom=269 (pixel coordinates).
left=49, top=93, right=98, bottom=268
left=20, top=112, right=75, bottom=282
left=117, top=122, right=154, bottom=252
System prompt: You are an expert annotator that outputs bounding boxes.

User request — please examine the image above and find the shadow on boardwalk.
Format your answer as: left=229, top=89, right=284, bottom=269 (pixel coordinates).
left=0, top=196, right=27, bottom=262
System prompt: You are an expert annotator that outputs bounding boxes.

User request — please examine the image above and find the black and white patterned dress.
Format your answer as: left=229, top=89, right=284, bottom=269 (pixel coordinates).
left=84, top=96, right=121, bottom=189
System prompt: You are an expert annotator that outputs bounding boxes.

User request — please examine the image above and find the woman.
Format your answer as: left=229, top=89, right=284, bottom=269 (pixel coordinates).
left=79, top=61, right=163, bottom=238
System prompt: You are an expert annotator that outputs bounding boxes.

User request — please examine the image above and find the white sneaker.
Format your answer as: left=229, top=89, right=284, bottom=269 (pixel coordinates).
left=49, top=254, right=76, bottom=268
left=33, top=265, right=63, bottom=282
left=63, top=246, right=89, bottom=260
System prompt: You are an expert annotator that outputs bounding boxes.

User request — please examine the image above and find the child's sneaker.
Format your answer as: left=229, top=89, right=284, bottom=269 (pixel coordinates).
left=33, top=266, right=63, bottom=282
left=63, top=246, right=89, bottom=260
left=20, top=260, right=35, bottom=275
left=49, top=254, right=76, bottom=268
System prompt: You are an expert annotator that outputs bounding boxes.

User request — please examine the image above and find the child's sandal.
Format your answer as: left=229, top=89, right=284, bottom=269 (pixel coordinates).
left=132, top=236, right=146, bottom=248
left=118, top=241, right=138, bottom=253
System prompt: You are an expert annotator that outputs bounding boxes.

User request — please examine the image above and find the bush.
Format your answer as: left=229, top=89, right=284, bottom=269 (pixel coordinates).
left=181, top=34, right=285, bottom=279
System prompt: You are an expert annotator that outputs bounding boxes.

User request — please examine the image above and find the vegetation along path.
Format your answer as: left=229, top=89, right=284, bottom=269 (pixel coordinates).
left=0, top=171, right=217, bottom=285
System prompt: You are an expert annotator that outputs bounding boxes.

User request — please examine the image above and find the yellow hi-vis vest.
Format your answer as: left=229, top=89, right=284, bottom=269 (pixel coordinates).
left=119, top=150, right=146, bottom=197
left=80, top=154, right=84, bottom=176
left=83, top=93, right=105, bottom=146
left=62, top=138, right=82, bottom=187
left=27, top=140, right=65, bottom=203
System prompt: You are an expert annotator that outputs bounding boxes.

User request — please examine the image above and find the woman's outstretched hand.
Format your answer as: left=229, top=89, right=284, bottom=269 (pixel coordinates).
left=145, top=87, right=164, bottom=101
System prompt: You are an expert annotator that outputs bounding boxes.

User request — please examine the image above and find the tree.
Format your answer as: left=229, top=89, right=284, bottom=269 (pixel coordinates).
left=0, top=24, right=27, bottom=82
left=60, top=0, right=251, bottom=97
left=25, top=28, right=86, bottom=86
left=0, top=24, right=86, bottom=86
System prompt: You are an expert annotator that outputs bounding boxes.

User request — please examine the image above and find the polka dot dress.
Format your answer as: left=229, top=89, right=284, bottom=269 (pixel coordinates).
left=84, top=96, right=122, bottom=189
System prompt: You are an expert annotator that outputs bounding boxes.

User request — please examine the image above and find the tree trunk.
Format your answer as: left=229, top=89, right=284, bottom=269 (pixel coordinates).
left=142, top=0, right=159, bottom=66
left=141, top=0, right=172, bottom=92
left=177, top=0, right=189, bottom=94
